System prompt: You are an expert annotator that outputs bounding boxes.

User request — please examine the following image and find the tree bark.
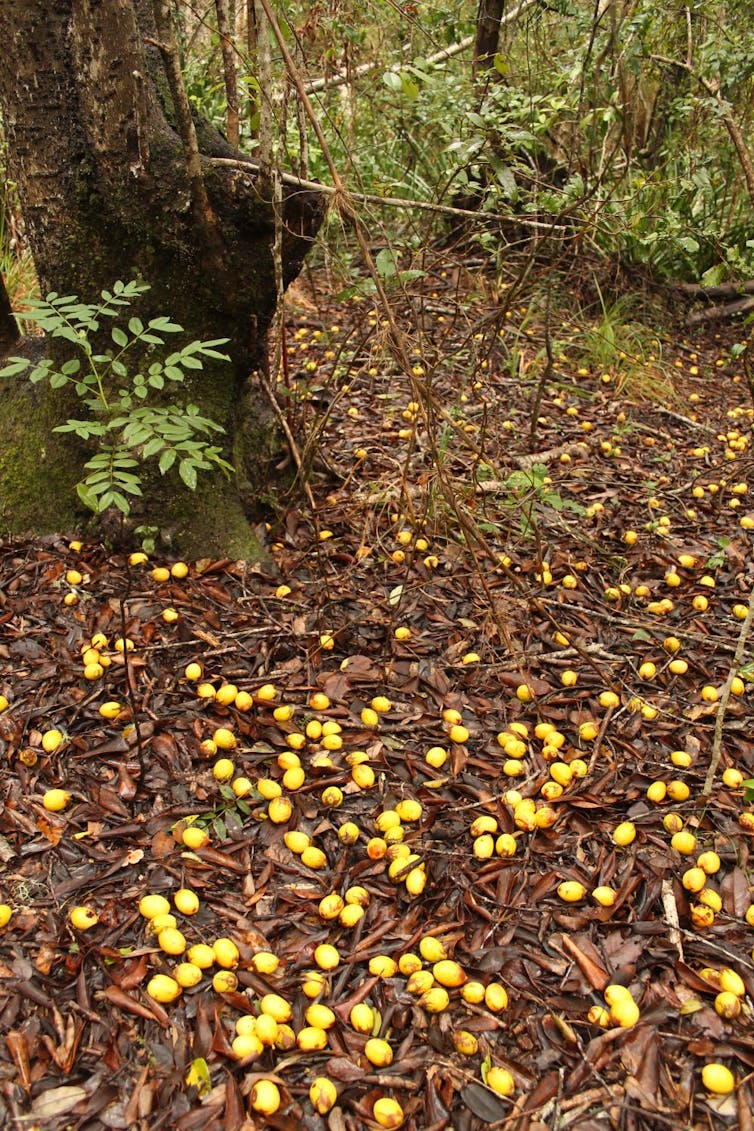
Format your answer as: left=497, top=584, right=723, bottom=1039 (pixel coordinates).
left=0, top=0, right=324, bottom=558
left=474, top=0, right=505, bottom=80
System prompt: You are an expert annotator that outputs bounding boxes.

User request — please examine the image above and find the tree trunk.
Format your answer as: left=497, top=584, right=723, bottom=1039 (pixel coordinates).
left=474, top=0, right=505, bottom=80
left=0, top=0, right=324, bottom=558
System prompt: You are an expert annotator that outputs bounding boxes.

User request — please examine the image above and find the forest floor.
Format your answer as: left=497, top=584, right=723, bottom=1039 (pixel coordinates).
left=2, top=254, right=754, bottom=1131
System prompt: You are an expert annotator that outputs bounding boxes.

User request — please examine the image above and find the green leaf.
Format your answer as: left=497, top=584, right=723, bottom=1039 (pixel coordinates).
left=159, top=449, right=176, bottom=474
left=179, top=459, right=198, bottom=490
left=128, top=316, right=144, bottom=336
left=76, top=481, right=100, bottom=511
left=111, top=326, right=128, bottom=347
left=0, top=358, right=32, bottom=377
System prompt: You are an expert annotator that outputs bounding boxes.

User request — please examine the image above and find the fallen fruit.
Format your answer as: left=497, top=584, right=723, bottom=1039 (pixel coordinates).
left=249, top=1079, right=281, bottom=1115
left=69, top=905, right=98, bottom=930
left=146, top=974, right=182, bottom=1003
left=309, top=1077, right=337, bottom=1115
left=42, top=788, right=71, bottom=812
left=701, top=1063, right=735, bottom=1095
left=486, top=1066, right=515, bottom=1097
left=373, top=1097, right=404, bottom=1128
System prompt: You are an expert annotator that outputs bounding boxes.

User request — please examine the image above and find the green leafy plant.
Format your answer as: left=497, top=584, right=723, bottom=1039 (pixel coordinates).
left=0, top=279, right=233, bottom=516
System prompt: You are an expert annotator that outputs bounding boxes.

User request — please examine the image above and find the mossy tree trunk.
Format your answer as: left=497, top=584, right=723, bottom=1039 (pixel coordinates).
left=0, top=0, right=323, bottom=558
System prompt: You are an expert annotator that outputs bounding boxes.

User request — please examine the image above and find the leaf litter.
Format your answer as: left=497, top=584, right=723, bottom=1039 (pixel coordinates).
left=1, top=259, right=754, bottom=1129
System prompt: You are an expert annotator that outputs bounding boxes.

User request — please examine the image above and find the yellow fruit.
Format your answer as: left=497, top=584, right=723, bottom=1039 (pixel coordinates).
left=128, top=551, right=148, bottom=566
left=305, top=1003, right=336, bottom=1029
left=98, top=701, right=122, bottom=720
left=196, top=683, right=216, bottom=699
left=256, top=683, right=277, bottom=702
left=83, top=661, right=104, bottom=680
left=42, top=728, right=64, bottom=753
left=321, top=786, right=343, bottom=808
left=368, top=954, right=398, bottom=977
left=42, top=788, right=71, bottom=812
left=700, top=684, right=719, bottom=702
left=297, top=1025, right=328, bottom=1050
left=419, top=935, right=447, bottom=962
left=667, top=780, right=690, bottom=801
left=249, top=1080, right=281, bottom=1115
left=486, top=1066, right=515, bottom=1097
left=148, top=913, right=177, bottom=935
left=350, top=1002, right=376, bottom=1033
left=215, top=683, right=238, bottom=706
left=373, top=1097, right=404, bottom=1128
left=701, top=1063, right=735, bottom=1095
left=420, top=986, right=450, bottom=1012
left=719, top=968, right=746, bottom=997
left=432, top=960, right=467, bottom=988
left=365, top=1037, right=394, bottom=1067
left=698, top=887, right=722, bottom=912
left=722, top=767, right=743, bottom=788
left=138, top=893, right=171, bottom=920
left=69, top=905, right=98, bottom=930
left=231, top=1032, right=263, bottom=1059
left=599, top=690, right=621, bottom=708
left=461, top=981, right=485, bottom=1005
left=609, top=998, right=640, bottom=1027
left=212, top=759, right=235, bottom=783
left=212, top=728, right=236, bottom=751
left=314, top=943, right=340, bottom=971
left=173, top=888, right=200, bottom=915
left=0, top=904, right=13, bottom=929
left=162, top=607, right=179, bottom=623
left=232, top=776, right=253, bottom=797
left=448, top=723, right=469, bottom=744
left=473, top=833, right=495, bottom=859
left=182, top=825, right=210, bottom=850
left=187, top=943, right=216, bottom=969
left=212, top=970, right=239, bottom=993
left=558, top=881, right=586, bottom=903
left=268, top=796, right=293, bottom=824
left=453, top=1031, right=479, bottom=1056
left=406, top=970, right=434, bottom=996
left=715, top=991, right=741, bottom=1019
left=484, top=982, right=509, bottom=1012
left=250, top=950, right=279, bottom=974
left=259, top=992, right=291, bottom=1022
left=682, top=867, right=707, bottom=893
left=158, top=927, right=187, bottom=955
left=670, top=830, right=697, bottom=855
left=592, top=886, right=616, bottom=907
left=516, top=683, right=533, bottom=702
left=395, top=798, right=423, bottom=822
left=234, top=690, right=253, bottom=712
left=146, top=974, right=182, bottom=1003
left=697, top=850, right=721, bottom=874
left=309, top=1077, right=337, bottom=1115
left=170, top=561, right=189, bottom=579
left=320, top=632, right=336, bottom=650
left=496, top=833, right=517, bottom=857
left=174, top=962, right=203, bottom=988
left=612, top=821, right=636, bottom=847
left=587, top=1005, right=610, bottom=1027
left=301, top=845, right=327, bottom=869
left=213, top=937, right=240, bottom=968
left=275, top=584, right=292, bottom=598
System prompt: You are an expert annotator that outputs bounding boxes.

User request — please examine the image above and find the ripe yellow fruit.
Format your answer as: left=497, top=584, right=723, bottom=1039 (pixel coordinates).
left=432, top=959, right=466, bottom=987
left=212, top=758, right=235, bottom=783
left=213, top=937, right=240, bottom=968
left=138, top=893, right=171, bottom=919
left=715, top=991, right=741, bottom=1019
left=361, top=706, right=380, bottom=727
left=557, top=881, right=586, bottom=903
left=453, top=1030, right=479, bottom=1056
left=297, top=1025, right=328, bottom=1050
left=305, top=1002, right=336, bottom=1029
left=395, top=798, right=423, bottom=822
left=187, top=943, right=216, bottom=969
left=419, top=935, right=447, bottom=962
left=259, top=992, right=292, bottom=1022
left=212, top=970, right=239, bottom=993
left=486, top=1066, right=515, bottom=1097
left=170, top=561, right=189, bottom=579
left=371, top=695, right=392, bottom=712
left=301, top=845, right=327, bottom=869
left=516, top=683, right=533, bottom=702
left=670, top=829, right=697, bottom=855
left=365, top=1037, right=394, bottom=1067
left=448, top=723, right=470, bottom=744
left=612, top=821, right=636, bottom=847
left=174, top=962, right=203, bottom=988
left=420, top=986, right=450, bottom=1012
left=314, top=943, right=340, bottom=971
left=319, top=893, right=345, bottom=920
left=719, top=968, right=746, bottom=997
left=69, top=906, right=98, bottom=930
left=592, top=886, right=617, bottom=907
left=599, top=690, right=621, bottom=709
left=249, top=1080, right=281, bottom=1115
left=373, top=1097, right=404, bottom=1128
left=609, top=997, right=640, bottom=1027
left=146, top=974, right=182, bottom=1003
left=268, top=796, right=293, bottom=823
left=350, top=1002, right=376, bottom=1033
left=231, top=1032, right=263, bottom=1059
left=722, top=767, right=743, bottom=788
left=158, top=927, right=187, bottom=955
left=42, top=788, right=71, bottom=812
left=182, top=825, right=210, bottom=850
left=309, top=1077, right=337, bottom=1115
left=496, top=833, right=517, bottom=857
left=250, top=950, right=279, bottom=975
left=212, top=728, right=236, bottom=751
left=0, top=904, right=13, bottom=929
left=484, top=982, right=509, bottom=1012
left=696, top=850, right=721, bottom=874
left=369, top=954, right=398, bottom=977
left=667, top=780, right=690, bottom=802
left=701, top=1063, right=735, bottom=1095
left=461, top=981, right=485, bottom=1005
left=173, top=888, right=199, bottom=915
left=682, top=867, right=707, bottom=893
left=41, top=729, right=64, bottom=753
left=232, top=776, right=253, bottom=797
left=215, top=684, right=238, bottom=706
